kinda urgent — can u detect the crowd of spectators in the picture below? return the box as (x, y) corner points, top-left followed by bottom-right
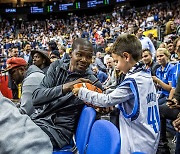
(0, 1), (179, 69)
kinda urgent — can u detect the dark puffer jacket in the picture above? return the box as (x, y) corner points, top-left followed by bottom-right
(31, 59), (101, 148)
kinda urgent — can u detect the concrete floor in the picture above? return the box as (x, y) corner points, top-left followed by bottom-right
(167, 132), (176, 154)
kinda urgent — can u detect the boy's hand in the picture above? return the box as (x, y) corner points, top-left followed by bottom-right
(72, 88), (80, 96)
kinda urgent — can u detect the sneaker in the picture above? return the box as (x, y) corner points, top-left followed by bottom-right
(157, 141), (171, 154)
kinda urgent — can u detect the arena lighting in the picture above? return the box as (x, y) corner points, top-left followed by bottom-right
(1, 0), (126, 14)
(5, 8), (16, 13)
(59, 3), (73, 11)
(47, 5), (53, 12)
(116, 0), (125, 2)
(87, 0), (104, 8)
(30, 6), (44, 13)
(86, 0), (111, 8)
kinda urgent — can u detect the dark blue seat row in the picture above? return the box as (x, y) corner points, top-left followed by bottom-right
(52, 106), (121, 154)
(52, 106), (146, 154)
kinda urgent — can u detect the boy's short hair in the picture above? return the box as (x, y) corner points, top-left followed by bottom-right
(111, 34), (142, 61)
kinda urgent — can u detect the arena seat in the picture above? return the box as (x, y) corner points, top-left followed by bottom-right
(53, 106), (96, 154)
(86, 120), (121, 154)
(132, 152), (146, 154)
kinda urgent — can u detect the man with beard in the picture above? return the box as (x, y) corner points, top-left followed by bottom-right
(134, 27), (156, 59)
(4, 57), (45, 116)
(31, 38), (102, 149)
(21, 43), (32, 65)
(166, 40), (178, 61)
(0, 58), (52, 154)
(142, 48), (160, 76)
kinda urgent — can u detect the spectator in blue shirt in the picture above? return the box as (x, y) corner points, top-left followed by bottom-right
(20, 44), (32, 65)
(171, 62), (180, 90)
(92, 65), (108, 83)
(142, 48), (160, 76)
(168, 37), (180, 99)
(0, 55), (7, 71)
(10, 46), (19, 58)
(152, 48), (174, 105)
(95, 51), (107, 72)
(81, 28), (90, 40)
(134, 27), (156, 59)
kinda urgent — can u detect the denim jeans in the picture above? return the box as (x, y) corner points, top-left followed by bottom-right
(159, 104), (179, 142)
(176, 132), (180, 154)
(158, 93), (167, 105)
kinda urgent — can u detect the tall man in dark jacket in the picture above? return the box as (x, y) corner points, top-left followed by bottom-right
(31, 38), (102, 149)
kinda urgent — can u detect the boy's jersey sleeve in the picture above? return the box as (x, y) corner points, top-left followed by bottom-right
(78, 83), (134, 107)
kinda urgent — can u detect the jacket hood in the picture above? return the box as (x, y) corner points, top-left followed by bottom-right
(25, 65), (44, 77)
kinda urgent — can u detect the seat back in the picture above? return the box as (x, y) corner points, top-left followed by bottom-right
(75, 106), (96, 154)
(132, 152), (146, 154)
(86, 120), (121, 154)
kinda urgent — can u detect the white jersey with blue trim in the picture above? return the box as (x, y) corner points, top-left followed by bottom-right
(118, 69), (160, 154)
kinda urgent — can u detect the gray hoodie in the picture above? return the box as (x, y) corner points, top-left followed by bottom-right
(0, 92), (53, 154)
(19, 65), (45, 116)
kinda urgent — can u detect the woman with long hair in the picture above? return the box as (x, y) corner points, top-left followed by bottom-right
(152, 48), (174, 105)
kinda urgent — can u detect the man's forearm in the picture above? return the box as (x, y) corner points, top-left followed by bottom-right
(32, 85), (63, 105)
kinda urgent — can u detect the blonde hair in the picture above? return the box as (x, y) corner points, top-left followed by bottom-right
(165, 21), (175, 35)
(159, 42), (167, 48)
(105, 46), (111, 54)
(58, 45), (66, 52)
(156, 48), (170, 58)
(174, 37), (180, 52)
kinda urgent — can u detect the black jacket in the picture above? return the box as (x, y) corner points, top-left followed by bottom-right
(174, 74), (180, 102)
(150, 61), (160, 76)
(31, 59), (101, 148)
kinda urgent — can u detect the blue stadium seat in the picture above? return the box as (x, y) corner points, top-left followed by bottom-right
(75, 106), (96, 153)
(53, 151), (72, 154)
(132, 152), (146, 154)
(86, 120), (121, 154)
(53, 106), (96, 154)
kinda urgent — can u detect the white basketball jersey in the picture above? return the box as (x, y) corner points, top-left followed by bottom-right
(118, 70), (160, 154)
